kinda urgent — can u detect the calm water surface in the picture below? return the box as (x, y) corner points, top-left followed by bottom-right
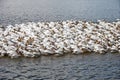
(0, 0), (120, 80)
(0, 54), (120, 80)
(0, 0), (120, 25)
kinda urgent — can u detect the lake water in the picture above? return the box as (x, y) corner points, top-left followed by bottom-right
(0, 0), (120, 80)
(0, 0), (120, 25)
(0, 54), (120, 80)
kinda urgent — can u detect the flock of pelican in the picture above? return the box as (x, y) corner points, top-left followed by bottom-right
(0, 20), (120, 58)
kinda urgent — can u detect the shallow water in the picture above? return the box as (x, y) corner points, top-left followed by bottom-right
(0, 0), (120, 25)
(0, 54), (120, 80)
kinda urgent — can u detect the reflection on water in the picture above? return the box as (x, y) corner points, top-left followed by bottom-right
(0, 0), (120, 25)
(0, 54), (120, 80)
